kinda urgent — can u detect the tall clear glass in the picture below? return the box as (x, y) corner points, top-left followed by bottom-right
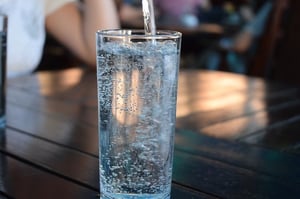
(96, 30), (181, 199)
(0, 15), (7, 128)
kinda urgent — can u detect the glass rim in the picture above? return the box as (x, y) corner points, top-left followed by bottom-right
(96, 29), (182, 39)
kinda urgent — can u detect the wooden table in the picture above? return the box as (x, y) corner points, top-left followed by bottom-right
(1, 67), (300, 198)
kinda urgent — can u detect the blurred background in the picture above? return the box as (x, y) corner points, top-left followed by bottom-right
(37, 0), (300, 86)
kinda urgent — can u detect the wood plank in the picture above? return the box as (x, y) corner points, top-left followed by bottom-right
(175, 129), (300, 184)
(2, 128), (300, 198)
(198, 99), (300, 139)
(173, 150), (300, 199)
(7, 88), (97, 127)
(6, 91), (300, 185)
(7, 83), (300, 151)
(7, 68), (96, 101)
(8, 69), (296, 109)
(178, 70), (299, 119)
(7, 68), (85, 93)
(7, 69), (300, 153)
(6, 104), (98, 155)
(6, 69), (300, 198)
(0, 128), (99, 190)
(8, 76), (298, 133)
(240, 115), (300, 154)
(171, 184), (220, 199)
(0, 152), (98, 199)
(177, 88), (300, 128)
(0, 129), (217, 198)
(178, 70), (298, 96)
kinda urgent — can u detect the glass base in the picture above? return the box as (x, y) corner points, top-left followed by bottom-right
(100, 192), (170, 199)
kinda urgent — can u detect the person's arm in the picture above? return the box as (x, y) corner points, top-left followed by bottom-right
(45, 0), (120, 67)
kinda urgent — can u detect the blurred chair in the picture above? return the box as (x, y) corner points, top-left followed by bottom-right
(248, 0), (289, 77)
(270, 0), (300, 85)
(201, 0), (288, 77)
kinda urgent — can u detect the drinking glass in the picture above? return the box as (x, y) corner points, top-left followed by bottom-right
(96, 29), (181, 199)
(0, 14), (7, 128)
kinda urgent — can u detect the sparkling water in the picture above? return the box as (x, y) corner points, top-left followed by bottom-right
(97, 40), (180, 199)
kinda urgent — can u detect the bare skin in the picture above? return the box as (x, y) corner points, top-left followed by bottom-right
(45, 0), (120, 67)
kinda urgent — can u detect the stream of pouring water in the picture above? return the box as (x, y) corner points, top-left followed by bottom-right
(142, 0), (156, 35)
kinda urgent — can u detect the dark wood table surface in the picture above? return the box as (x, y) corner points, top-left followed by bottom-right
(0, 67), (300, 199)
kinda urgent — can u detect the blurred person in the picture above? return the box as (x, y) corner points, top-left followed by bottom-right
(154, 0), (210, 27)
(203, 0), (274, 73)
(118, 0), (144, 27)
(0, 0), (119, 78)
(118, 0), (211, 28)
